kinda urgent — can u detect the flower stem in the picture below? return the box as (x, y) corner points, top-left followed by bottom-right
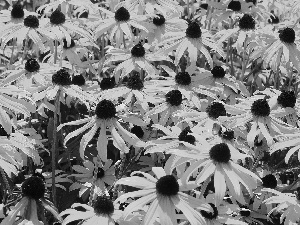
(54, 40), (58, 64)
(240, 36), (248, 81)
(52, 88), (61, 207)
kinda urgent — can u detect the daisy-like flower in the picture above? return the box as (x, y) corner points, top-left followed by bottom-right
(219, 95), (299, 147)
(115, 166), (211, 225)
(178, 142), (261, 206)
(69, 159), (115, 196)
(93, 6), (152, 47)
(0, 3), (31, 24)
(0, 14), (54, 52)
(145, 89), (187, 126)
(161, 20), (225, 72)
(57, 99), (145, 161)
(106, 43), (170, 81)
(0, 176), (61, 225)
(60, 196), (122, 225)
(1, 58), (59, 89)
(263, 187), (300, 225)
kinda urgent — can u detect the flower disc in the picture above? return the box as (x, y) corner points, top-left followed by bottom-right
(251, 99), (270, 117)
(96, 168), (105, 179)
(262, 174), (277, 189)
(178, 127), (196, 145)
(239, 14), (255, 30)
(100, 77), (115, 90)
(156, 175), (179, 196)
(131, 126), (144, 138)
(227, 0), (241, 11)
(131, 43), (146, 58)
(153, 14), (165, 26)
(126, 72), (144, 90)
(165, 90), (183, 106)
(209, 143), (231, 163)
(175, 71), (192, 86)
(279, 27), (295, 44)
(186, 22), (202, 39)
(11, 4), (24, 19)
(95, 99), (116, 119)
(25, 58), (40, 72)
(206, 102), (226, 119)
(93, 196), (114, 216)
(22, 176), (45, 200)
(277, 91), (296, 108)
(114, 7), (130, 22)
(24, 15), (39, 28)
(72, 74), (85, 86)
(50, 9), (66, 25)
(211, 66), (225, 79)
(52, 69), (72, 86)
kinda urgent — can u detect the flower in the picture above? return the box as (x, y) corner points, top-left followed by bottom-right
(60, 196), (122, 225)
(115, 166), (211, 225)
(105, 43), (170, 80)
(0, 176), (61, 225)
(0, 3), (31, 23)
(57, 99), (145, 161)
(161, 20), (225, 72)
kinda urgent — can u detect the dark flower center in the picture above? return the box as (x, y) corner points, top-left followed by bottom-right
(165, 90), (183, 106)
(227, 0), (241, 11)
(211, 66), (226, 79)
(96, 168), (105, 179)
(22, 176), (45, 200)
(11, 4), (24, 19)
(50, 9), (66, 25)
(25, 58), (40, 73)
(239, 14), (255, 30)
(206, 102), (226, 119)
(277, 91), (296, 108)
(175, 71), (192, 86)
(78, 11), (88, 18)
(126, 72), (144, 90)
(95, 99), (116, 119)
(245, 0), (256, 5)
(131, 126), (144, 138)
(93, 196), (114, 216)
(178, 127), (196, 145)
(240, 208), (251, 217)
(262, 174), (277, 189)
(52, 68), (72, 86)
(186, 21), (202, 39)
(251, 99), (270, 117)
(24, 15), (39, 28)
(209, 143), (231, 163)
(200, 3), (208, 10)
(219, 129), (234, 141)
(200, 203), (218, 220)
(72, 74), (85, 86)
(131, 43), (146, 58)
(279, 27), (295, 44)
(63, 39), (76, 49)
(153, 14), (165, 26)
(156, 175), (179, 196)
(100, 77), (115, 90)
(268, 13), (279, 24)
(115, 7), (130, 22)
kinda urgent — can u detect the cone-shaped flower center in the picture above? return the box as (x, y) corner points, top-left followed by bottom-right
(211, 66), (225, 79)
(24, 15), (39, 28)
(219, 129), (234, 141)
(206, 102), (226, 119)
(153, 14), (165, 26)
(93, 196), (114, 216)
(156, 175), (179, 196)
(240, 208), (251, 217)
(25, 58), (40, 73)
(200, 203), (218, 220)
(126, 72), (144, 90)
(262, 174), (277, 189)
(251, 99), (270, 117)
(239, 14), (255, 30)
(131, 43), (146, 58)
(95, 99), (116, 119)
(52, 68), (72, 86)
(72, 74), (85, 86)
(131, 126), (144, 138)
(178, 127), (196, 145)
(166, 90), (183, 106)
(11, 4), (24, 19)
(22, 176), (45, 200)
(96, 168), (105, 179)
(100, 77), (115, 90)
(277, 91), (296, 108)
(175, 71), (191, 86)
(227, 0), (241, 11)
(63, 38), (75, 49)
(186, 21), (202, 39)
(50, 9), (66, 25)
(115, 7), (130, 22)
(209, 143), (231, 163)
(279, 27), (295, 44)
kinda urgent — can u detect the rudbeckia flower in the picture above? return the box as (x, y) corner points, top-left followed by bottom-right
(115, 166), (211, 225)
(219, 95), (299, 147)
(57, 99), (145, 161)
(60, 196), (122, 225)
(93, 6), (152, 47)
(0, 3), (31, 24)
(0, 176), (61, 225)
(161, 21), (225, 72)
(105, 43), (170, 80)
(263, 188), (300, 225)
(178, 142), (260, 206)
